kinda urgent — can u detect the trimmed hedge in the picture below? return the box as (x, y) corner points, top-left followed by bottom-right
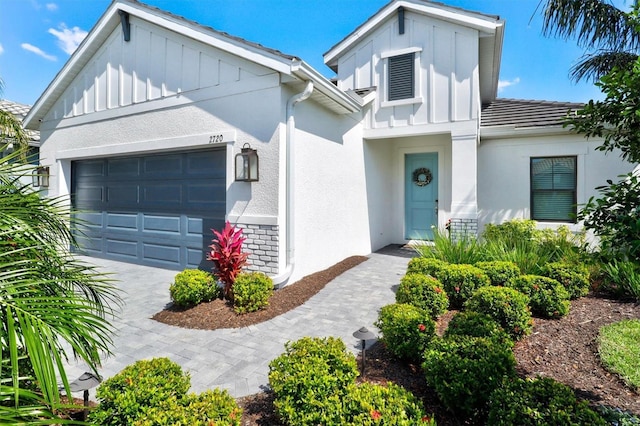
(170, 269), (219, 308)
(423, 335), (516, 421)
(396, 273), (448, 320)
(465, 286), (533, 340)
(435, 263), (490, 309)
(375, 303), (436, 361)
(488, 377), (607, 425)
(474, 261), (521, 286)
(443, 311), (512, 345)
(508, 274), (570, 319)
(407, 257), (447, 277)
(232, 271), (273, 314)
(542, 261), (590, 299)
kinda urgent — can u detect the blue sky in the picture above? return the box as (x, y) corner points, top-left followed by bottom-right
(0, 0), (630, 106)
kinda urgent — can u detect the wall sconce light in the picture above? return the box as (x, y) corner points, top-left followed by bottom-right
(235, 143), (259, 182)
(32, 166), (50, 188)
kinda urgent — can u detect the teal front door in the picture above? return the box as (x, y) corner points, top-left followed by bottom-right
(405, 153), (438, 240)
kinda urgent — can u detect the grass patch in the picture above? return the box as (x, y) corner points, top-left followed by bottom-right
(598, 319), (640, 390)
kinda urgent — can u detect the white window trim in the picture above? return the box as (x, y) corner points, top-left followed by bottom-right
(381, 47), (422, 108)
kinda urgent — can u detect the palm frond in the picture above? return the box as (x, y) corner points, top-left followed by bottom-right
(570, 50), (640, 82)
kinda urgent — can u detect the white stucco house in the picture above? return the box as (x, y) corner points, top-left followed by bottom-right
(24, 0), (633, 285)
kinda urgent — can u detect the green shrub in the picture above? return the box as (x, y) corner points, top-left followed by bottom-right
(406, 257), (447, 277)
(170, 269), (219, 308)
(474, 261), (520, 286)
(596, 405), (640, 426)
(375, 303), (436, 361)
(598, 319), (640, 390)
(396, 273), (448, 319)
(435, 264), (490, 309)
(232, 271), (274, 314)
(423, 335), (516, 421)
(542, 261), (590, 299)
(414, 227), (485, 264)
(507, 275), (570, 319)
(90, 357), (192, 426)
(487, 377), (607, 425)
(443, 311), (512, 345)
(323, 382), (434, 425)
(134, 389), (242, 426)
(482, 219), (538, 248)
(268, 337), (359, 426)
(464, 286), (533, 340)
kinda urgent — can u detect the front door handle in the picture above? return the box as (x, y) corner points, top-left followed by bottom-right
(435, 199), (438, 215)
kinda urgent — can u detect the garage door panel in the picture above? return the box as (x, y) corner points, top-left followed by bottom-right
(107, 185), (139, 205)
(108, 158), (140, 177)
(106, 213), (138, 230)
(143, 215), (181, 233)
(72, 148), (225, 270)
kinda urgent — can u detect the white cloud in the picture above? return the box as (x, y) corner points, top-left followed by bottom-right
(21, 43), (57, 61)
(46, 3), (58, 11)
(0, 43), (4, 55)
(498, 77), (521, 93)
(48, 24), (87, 55)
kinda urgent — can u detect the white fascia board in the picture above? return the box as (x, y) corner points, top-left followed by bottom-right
(290, 61), (361, 114)
(324, 0), (500, 68)
(479, 125), (574, 139)
(484, 20), (505, 102)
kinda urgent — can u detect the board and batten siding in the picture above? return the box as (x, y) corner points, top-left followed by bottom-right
(336, 10), (479, 130)
(43, 15), (274, 122)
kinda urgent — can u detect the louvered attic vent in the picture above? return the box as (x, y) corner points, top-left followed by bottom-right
(388, 53), (414, 101)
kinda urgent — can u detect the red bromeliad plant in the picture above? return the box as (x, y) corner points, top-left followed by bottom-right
(207, 221), (248, 300)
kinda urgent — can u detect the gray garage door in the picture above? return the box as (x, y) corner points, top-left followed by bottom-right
(71, 148), (225, 270)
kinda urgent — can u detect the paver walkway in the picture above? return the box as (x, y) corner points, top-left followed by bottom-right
(65, 248), (413, 398)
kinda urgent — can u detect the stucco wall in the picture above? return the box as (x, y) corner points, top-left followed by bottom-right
(477, 133), (635, 233)
(286, 90), (371, 282)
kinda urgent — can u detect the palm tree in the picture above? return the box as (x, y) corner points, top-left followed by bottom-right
(1, 82), (121, 423)
(539, 0), (640, 82)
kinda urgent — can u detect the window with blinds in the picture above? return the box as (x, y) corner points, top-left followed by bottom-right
(530, 156), (577, 222)
(387, 53), (414, 101)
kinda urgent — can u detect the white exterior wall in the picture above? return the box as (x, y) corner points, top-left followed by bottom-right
(477, 133), (635, 233)
(336, 10), (480, 131)
(287, 92), (371, 281)
(365, 134), (452, 248)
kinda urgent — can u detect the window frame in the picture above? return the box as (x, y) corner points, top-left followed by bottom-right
(530, 155), (578, 223)
(380, 47), (422, 108)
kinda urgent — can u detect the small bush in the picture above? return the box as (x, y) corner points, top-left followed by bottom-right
(170, 269), (219, 308)
(375, 303), (436, 361)
(482, 219), (538, 247)
(232, 271), (273, 314)
(91, 357), (192, 426)
(487, 377), (607, 425)
(423, 335), (516, 421)
(542, 261), (590, 299)
(435, 264), (490, 309)
(465, 286), (533, 340)
(268, 337), (359, 426)
(407, 257), (447, 277)
(598, 319), (640, 390)
(443, 311), (512, 345)
(474, 261), (520, 286)
(596, 405), (640, 426)
(134, 389), (242, 426)
(326, 382), (434, 425)
(508, 275), (570, 319)
(396, 273), (448, 319)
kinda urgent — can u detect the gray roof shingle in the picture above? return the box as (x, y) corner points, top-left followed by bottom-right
(481, 98), (584, 128)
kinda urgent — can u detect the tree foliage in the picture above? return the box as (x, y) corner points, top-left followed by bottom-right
(539, 0), (640, 82)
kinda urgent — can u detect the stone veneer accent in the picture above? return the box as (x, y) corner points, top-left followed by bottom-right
(236, 223), (279, 275)
(448, 218), (478, 241)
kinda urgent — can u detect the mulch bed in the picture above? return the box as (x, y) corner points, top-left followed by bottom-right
(152, 257), (640, 425)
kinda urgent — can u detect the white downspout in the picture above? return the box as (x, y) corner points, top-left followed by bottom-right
(272, 81), (314, 287)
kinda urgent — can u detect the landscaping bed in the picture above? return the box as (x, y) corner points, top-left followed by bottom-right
(154, 254), (640, 425)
